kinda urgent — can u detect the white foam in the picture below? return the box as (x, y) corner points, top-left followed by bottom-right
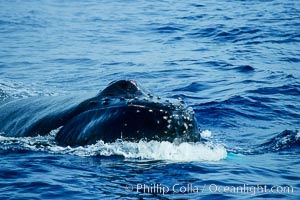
(0, 128), (227, 162)
(200, 130), (212, 138)
(48, 140), (227, 161)
(108, 140), (227, 161)
(0, 135), (227, 162)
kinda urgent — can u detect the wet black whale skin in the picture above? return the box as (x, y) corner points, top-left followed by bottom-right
(0, 80), (200, 146)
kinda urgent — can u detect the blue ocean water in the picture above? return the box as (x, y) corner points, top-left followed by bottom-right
(0, 0), (299, 199)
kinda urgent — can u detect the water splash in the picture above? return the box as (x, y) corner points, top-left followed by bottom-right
(200, 130), (212, 138)
(0, 130), (227, 162)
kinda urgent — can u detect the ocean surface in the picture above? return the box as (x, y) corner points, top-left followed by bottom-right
(0, 0), (299, 199)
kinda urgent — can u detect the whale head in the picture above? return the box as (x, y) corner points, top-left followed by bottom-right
(55, 80), (200, 146)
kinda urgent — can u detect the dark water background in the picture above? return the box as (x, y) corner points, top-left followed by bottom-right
(0, 0), (299, 199)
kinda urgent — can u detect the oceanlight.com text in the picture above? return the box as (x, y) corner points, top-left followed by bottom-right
(125, 183), (294, 195)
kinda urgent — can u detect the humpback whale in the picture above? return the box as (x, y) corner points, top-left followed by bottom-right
(0, 80), (200, 146)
